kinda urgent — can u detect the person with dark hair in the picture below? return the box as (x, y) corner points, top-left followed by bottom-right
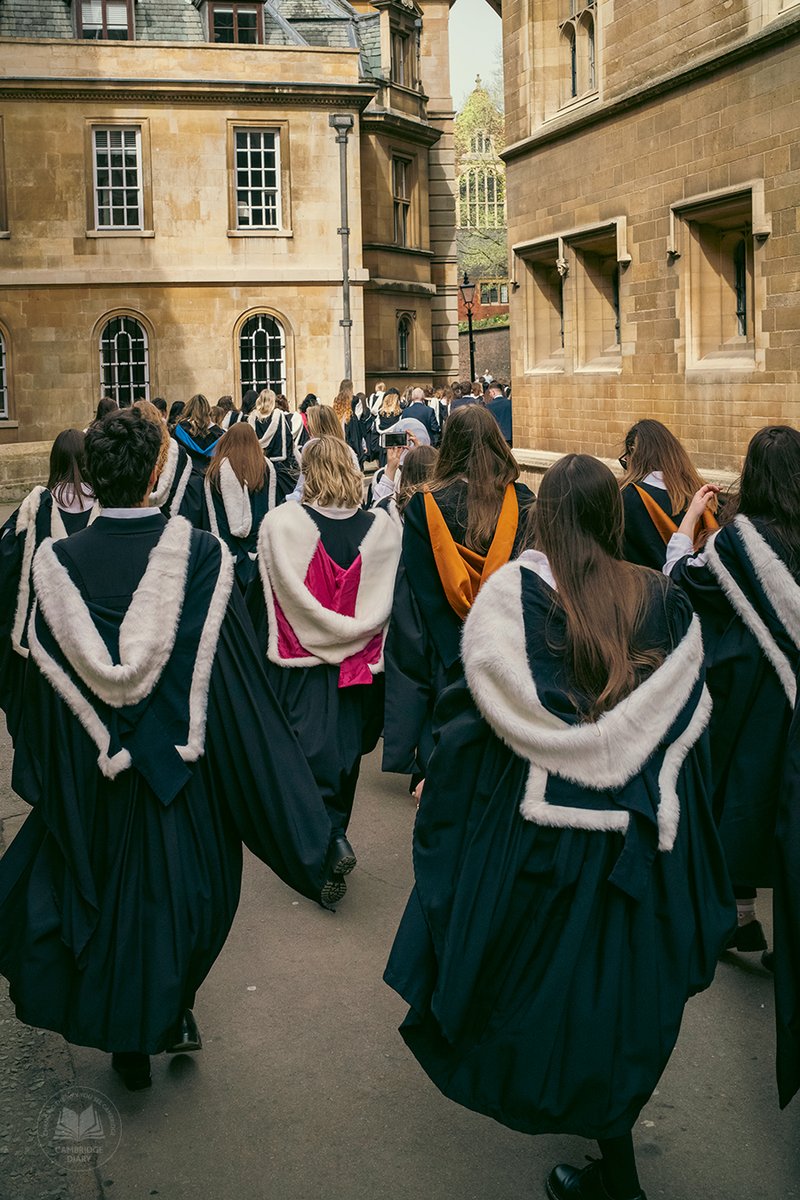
(373, 444), (438, 524)
(450, 382), (480, 412)
(167, 399), (185, 428)
(205, 422), (275, 589)
(241, 388), (258, 418)
(299, 393), (318, 416)
(383, 404), (534, 789)
(666, 426), (800, 1007)
(150, 396), (168, 418)
(90, 396), (118, 428)
(385, 453), (734, 1200)
(0, 406), (341, 1093)
(248, 436), (402, 894)
(217, 395), (242, 431)
(619, 419), (718, 568)
(485, 381), (512, 446)
(134, 400), (194, 521)
(0, 429), (97, 741)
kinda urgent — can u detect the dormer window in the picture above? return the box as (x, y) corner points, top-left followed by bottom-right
(209, 3), (262, 43)
(77, 0), (133, 40)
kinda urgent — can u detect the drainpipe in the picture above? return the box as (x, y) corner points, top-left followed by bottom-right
(329, 113), (355, 381)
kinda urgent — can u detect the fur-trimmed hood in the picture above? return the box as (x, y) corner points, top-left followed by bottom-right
(462, 559), (711, 850)
(28, 517), (234, 779)
(150, 437), (192, 513)
(248, 410), (290, 461)
(12, 486), (99, 657)
(258, 502), (401, 668)
(705, 515), (800, 705)
(205, 458), (276, 541)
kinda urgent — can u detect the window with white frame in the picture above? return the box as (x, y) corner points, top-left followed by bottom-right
(393, 157), (412, 246)
(234, 129), (281, 229)
(480, 280), (510, 305)
(77, 0), (133, 39)
(0, 330), (8, 419)
(458, 167), (505, 230)
(239, 314), (285, 395)
(93, 127), (142, 229)
(100, 316), (150, 406)
(398, 315), (413, 370)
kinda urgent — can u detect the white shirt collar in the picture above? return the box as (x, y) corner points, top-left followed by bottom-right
(100, 507), (161, 520)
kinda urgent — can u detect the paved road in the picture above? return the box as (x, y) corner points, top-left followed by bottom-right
(0, 496), (798, 1199)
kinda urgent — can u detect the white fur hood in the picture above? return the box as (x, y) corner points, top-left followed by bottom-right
(462, 559), (711, 849)
(258, 502), (402, 667)
(205, 458), (276, 540)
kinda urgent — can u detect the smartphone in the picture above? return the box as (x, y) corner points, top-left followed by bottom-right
(381, 431), (409, 448)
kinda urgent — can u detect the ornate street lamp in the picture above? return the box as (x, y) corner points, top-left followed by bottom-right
(459, 271), (476, 383)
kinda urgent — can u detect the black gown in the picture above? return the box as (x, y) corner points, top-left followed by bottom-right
(668, 515), (800, 887)
(0, 487), (94, 742)
(385, 557), (734, 1139)
(622, 480), (682, 568)
(204, 460), (275, 590)
(248, 502), (401, 836)
(149, 437), (195, 521)
(383, 480), (534, 778)
(172, 421), (225, 527)
(776, 674), (800, 1108)
(248, 412), (298, 504)
(0, 513), (334, 1054)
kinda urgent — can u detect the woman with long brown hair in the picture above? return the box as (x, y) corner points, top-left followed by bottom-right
(247, 387), (298, 503)
(666, 428), (800, 1068)
(386, 453), (734, 1200)
(619, 418), (718, 567)
(248, 436), (401, 900)
(0, 429), (98, 741)
(205, 422), (275, 589)
(383, 403), (534, 788)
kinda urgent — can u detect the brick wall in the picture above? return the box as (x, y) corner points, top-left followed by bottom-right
(459, 326), (511, 383)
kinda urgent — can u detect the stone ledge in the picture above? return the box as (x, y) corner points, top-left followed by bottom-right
(0, 441), (50, 503)
(514, 447), (740, 491)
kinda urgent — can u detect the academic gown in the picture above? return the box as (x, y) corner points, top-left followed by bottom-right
(204, 459), (276, 590)
(172, 421), (225, 527)
(385, 559), (735, 1139)
(372, 412), (400, 467)
(248, 502), (401, 836)
(668, 516), (800, 887)
(622, 481), (685, 568)
(248, 412), (298, 504)
(0, 488), (95, 742)
(0, 513), (334, 1055)
(775, 673), (800, 1108)
(149, 437), (197, 522)
(383, 479), (534, 779)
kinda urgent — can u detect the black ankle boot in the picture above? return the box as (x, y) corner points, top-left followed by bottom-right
(111, 1052), (152, 1091)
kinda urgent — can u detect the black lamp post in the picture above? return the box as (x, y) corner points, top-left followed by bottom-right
(459, 271), (476, 383)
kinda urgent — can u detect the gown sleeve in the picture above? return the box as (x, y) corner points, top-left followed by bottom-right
(204, 586), (333, 902)
(382, 561), (438, 775)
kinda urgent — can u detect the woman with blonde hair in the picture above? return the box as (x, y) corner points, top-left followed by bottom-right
(205, 422), (275, 589)
(372, 387), (402, 466)
(619, 419), (718, 568)
(249, 436), (402, 898)
(383, 403), (534, 788)
(247, 387), (298, 503)
(386, 453), (733, 1200)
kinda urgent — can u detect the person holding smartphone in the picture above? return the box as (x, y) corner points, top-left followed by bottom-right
(370, 418), (430, 506)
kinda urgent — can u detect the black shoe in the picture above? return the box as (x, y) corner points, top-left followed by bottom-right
(320, 875), (347, 909)
(330, 834), (357, 877)
(762, 949), (775, 972)
(726, 920), (768, 952)
(111, 1052), (152, 1091)
(165, 1009), (202, 1054)
(545, 1161), (647, 1200)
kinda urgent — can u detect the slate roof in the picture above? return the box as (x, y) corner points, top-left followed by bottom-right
(0, 0), (384, 79)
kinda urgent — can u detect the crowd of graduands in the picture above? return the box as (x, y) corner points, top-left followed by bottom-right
(0, 374), (798, 1200)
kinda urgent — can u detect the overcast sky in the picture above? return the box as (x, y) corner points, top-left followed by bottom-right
(448, 0), (503, 108)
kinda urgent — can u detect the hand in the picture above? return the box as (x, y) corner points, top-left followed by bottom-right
(406, 431), (420, 448)
(386, 445), (404, 478)
(412, 779), (424, 810)
(677, 484), (719, 540)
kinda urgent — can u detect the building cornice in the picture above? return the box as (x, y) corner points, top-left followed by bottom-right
(0, 76), (377, 109)
(502, 12), (800, 163)
(361, 107), (441, 146)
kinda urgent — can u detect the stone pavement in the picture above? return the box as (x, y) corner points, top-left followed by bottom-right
(0, 724), (799, 1200)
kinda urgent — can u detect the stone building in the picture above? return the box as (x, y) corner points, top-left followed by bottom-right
(0, 0), (458, 446)
(455, 76), (509, 325)
(502, 0), (800, 474)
